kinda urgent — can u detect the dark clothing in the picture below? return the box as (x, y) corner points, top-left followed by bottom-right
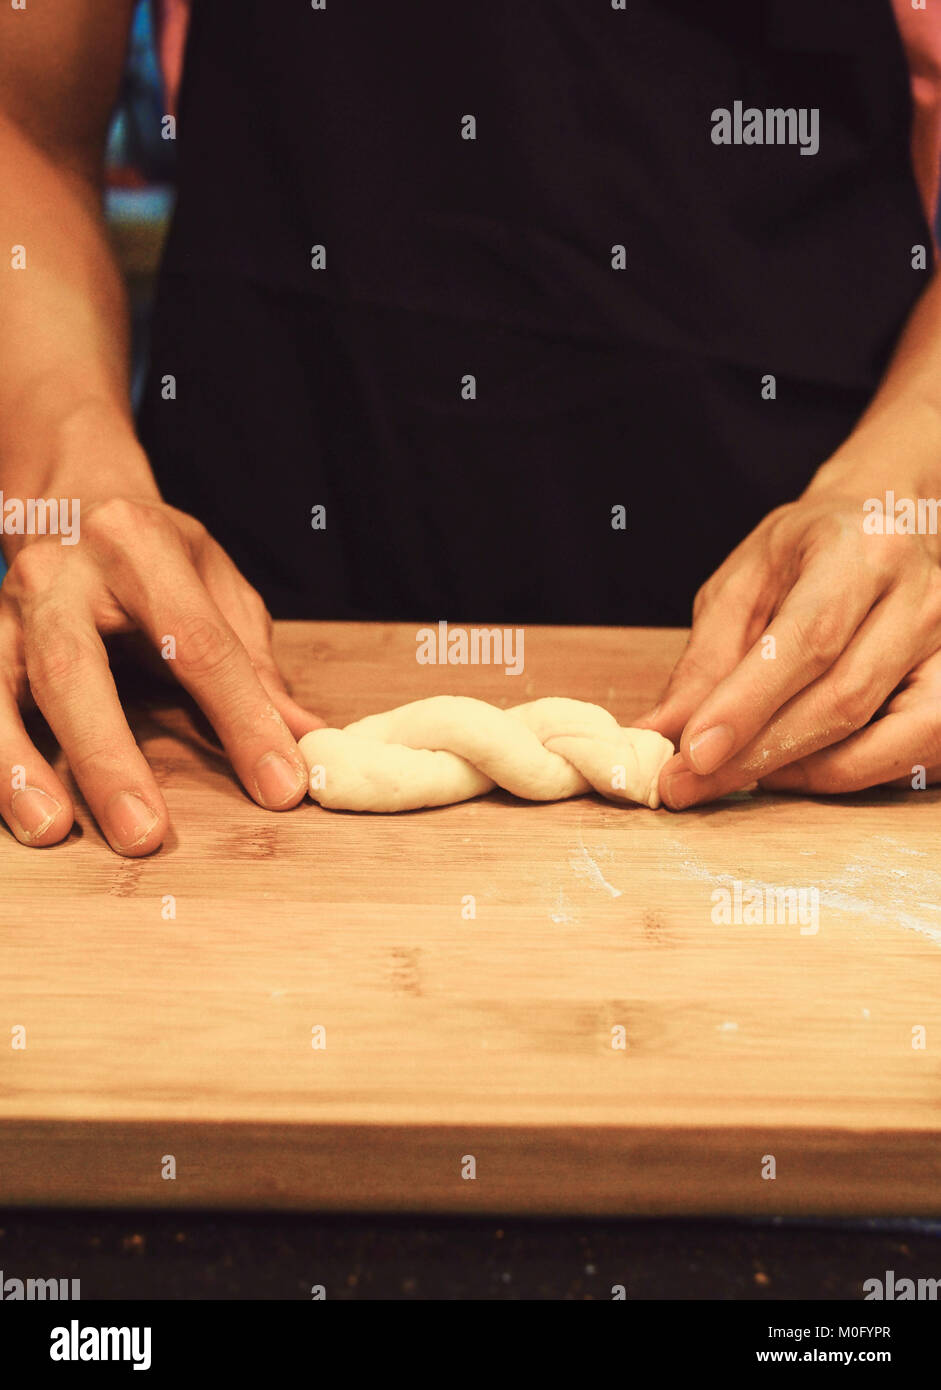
(137, 0), (930, 624)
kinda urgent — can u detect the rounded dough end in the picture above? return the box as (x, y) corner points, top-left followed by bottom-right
(299, 727), (493, 812)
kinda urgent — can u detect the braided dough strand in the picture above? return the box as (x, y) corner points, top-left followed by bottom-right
(299, 696), (673, 813)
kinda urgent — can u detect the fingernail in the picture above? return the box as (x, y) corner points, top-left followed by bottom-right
(253, 751), (305, 808)
(11, 786), (61, 840)
(687, 724), (735, 775)
(107, 791), (159, 849)
(660, 767), (703, 810)
(639, 703), (663, 724)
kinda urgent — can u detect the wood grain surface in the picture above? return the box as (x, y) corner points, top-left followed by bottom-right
(1, 622), (939, 1215)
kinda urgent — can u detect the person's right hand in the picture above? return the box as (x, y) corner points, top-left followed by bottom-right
(0, 494), (324, 855)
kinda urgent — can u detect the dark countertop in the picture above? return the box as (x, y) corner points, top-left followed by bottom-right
(2, 1211), (939, 1300)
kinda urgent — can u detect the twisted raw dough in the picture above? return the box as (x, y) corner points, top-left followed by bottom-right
(298, 696), (673, 812)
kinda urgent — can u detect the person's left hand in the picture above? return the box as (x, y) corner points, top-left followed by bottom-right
(635, 490), (941, 808)
(758, 646), (941, 795)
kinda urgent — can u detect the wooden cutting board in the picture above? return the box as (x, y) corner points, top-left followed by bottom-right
(1, 622), (939, 1215)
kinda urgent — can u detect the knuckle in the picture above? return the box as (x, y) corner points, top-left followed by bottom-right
(85, 497), (139, 537)
(85, 497), (165, 546)
(26, 627), (100, 690)
(860, 532), (928, 588)
(821, 752), (870, 793)
(183, 513), (208, 544)
(173, 612), (238, 677)
(693, 564), (760, 626)
(675, 640), (716, 685)
(248, 652), (280, 689)
(68, 741), (123, 782)
(765, 503), (795, 527)
(691, 583), (712, 619)
(226, 698), (281, 745)
(796, 610), (844, 667)
(169, 505), (205, 538)
(826, 680), (875, 732)
(5, 543), (61, 597)
(246, 587), (272, 628)
(764, 504), (800, 552)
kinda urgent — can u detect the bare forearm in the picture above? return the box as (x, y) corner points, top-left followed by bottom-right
(0, 111), (159, 536)
(806, 266), (941, 504)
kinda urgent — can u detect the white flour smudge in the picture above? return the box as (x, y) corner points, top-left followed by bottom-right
(570, 846), (622, 898)
(570, 823), (623, 898)
(671, 843), (941, 948)
(549, 889), (578, 924)
(871, 835), (927, 858)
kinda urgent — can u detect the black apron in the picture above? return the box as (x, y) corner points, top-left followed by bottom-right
(136, 0), (931, 624)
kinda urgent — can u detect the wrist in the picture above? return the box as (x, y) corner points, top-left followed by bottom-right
(804, 451), (941, 505)
(803, 390), (941, 501)
(1, 395), (161, 564)
(802, 450), (941, 563)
